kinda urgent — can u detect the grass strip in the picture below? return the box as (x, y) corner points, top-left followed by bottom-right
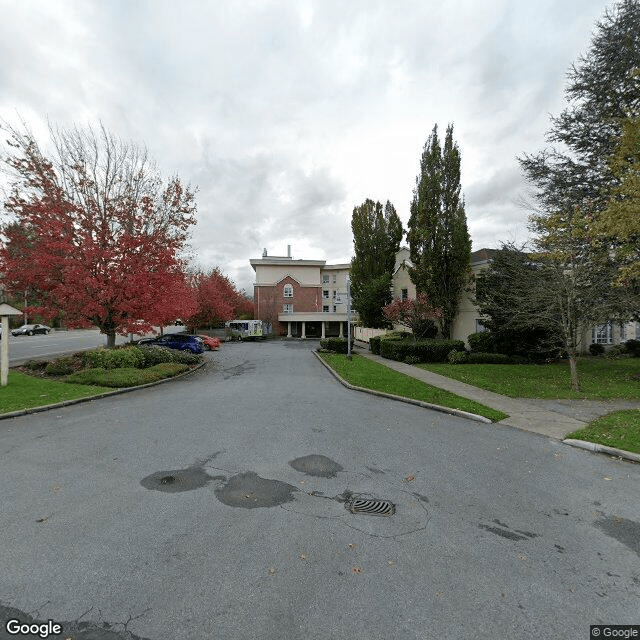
(417, 358), (640, 399)
(0, 371), (111, 414)
(318, 352), (508, 422)
(567, 410), (640, 454)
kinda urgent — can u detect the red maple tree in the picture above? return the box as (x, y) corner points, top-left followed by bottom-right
(382, 294), (443, 340)
(0, 122), (197, 346)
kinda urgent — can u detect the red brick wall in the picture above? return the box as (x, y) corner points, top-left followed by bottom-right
(254, 277), (321, 319)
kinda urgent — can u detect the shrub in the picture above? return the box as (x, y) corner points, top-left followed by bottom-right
(137, 345), (203, 367)
(65, 363), (189, 387)
(380, 338), (465, 363)
(467, 331), (496, 353)
(605, 345), (627, 359)
(45, 355), (84, 376)
(369, 336), (381, 355)
(83, 346), (146, 370)
(24, 359), (48, 371)
(624, 339), (640, 357)
(465, 352), (515, 364)
(589, 343), (605, 356)
(447, 349), (469, 364)
(320, 337), (349, 354)
(403, 355), (421, 365)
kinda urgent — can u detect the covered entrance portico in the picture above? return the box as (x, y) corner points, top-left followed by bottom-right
(278, 312), (351, 339)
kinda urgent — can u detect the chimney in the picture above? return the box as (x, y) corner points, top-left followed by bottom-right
(287, 245), (291, 258)
(262, 247), (267, 257)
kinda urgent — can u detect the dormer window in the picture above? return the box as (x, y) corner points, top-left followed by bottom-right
(283, 284), (293, 298)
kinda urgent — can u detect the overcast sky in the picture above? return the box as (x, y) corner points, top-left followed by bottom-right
(0, 0), (612, 293)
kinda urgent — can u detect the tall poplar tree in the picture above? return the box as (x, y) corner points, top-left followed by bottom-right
(407, 124), (471, 338)
(350, 199), (403, 328)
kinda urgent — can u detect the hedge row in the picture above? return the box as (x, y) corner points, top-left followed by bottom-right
(320, 337), (349, 354)
(82, 345), (202, 369)
(379, 339), (466, 363)
(65, 363), (190, 387)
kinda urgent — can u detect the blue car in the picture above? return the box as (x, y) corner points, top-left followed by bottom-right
(138, 333), (204, 354)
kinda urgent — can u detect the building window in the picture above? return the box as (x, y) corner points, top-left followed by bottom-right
(323, 305), (329, 312)
(333, 275), (337, 283)
(475, 319), (488, 333)
(332, 290), (336, 299)
(620, 323), (626, 341)
(333, 305), (337, 312)
(323, 290), (329, 299)
(283, 284), (293, 298)
(283, 304), (293, 314)
(401, 288), (408, 301)
(322, 275), (330, 283)
(593, 323), (612, 344)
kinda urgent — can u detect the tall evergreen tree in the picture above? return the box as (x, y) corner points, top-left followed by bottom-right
(350, 198), (403, 328)
(407, 124), (471, 338)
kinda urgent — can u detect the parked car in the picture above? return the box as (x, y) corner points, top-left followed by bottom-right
(197, 335), (221, 351)
(11, 323), (51, 336)
(138, 333), (204, 354)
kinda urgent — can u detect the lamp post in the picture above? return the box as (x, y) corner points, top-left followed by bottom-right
(346, 276), (352, 360)
(0, 303), (23, 387)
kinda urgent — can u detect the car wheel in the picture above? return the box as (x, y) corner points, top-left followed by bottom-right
(27, 331), (33, 336)
(204, 344), (211, 351)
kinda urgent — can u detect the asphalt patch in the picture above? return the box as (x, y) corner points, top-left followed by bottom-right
(140, 467), (224, 493)
(0, 603), (151, 640)
(288, 454), (344, 478)
(594, 515), (640, 556)
(214, 471), (298, 508)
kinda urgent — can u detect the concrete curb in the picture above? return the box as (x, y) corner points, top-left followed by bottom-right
(313, 350), (493, 424)
(0, 361), (207, 421)
(562, 438), (640, 463)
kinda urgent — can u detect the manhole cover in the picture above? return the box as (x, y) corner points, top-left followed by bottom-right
(347, 498), (395, 516)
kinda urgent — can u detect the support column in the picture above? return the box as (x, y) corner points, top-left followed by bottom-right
(301, 321), (306, 339)
(321, 322), (326, 339)
(287, 321), (292, 338)
(339, 322), (344, 338)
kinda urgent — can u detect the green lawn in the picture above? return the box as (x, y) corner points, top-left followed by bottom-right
(567, 410), (640, 454)
(318, 352), (508, 422)
(0, 371), (111, 414)
(417, 358), (640, 399)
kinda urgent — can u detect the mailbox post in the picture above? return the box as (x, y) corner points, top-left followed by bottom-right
(0, 303), (23, 387)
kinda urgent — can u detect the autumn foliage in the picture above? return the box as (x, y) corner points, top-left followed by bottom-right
(382, 294), (442, 340)
(0, 122), (197, 345)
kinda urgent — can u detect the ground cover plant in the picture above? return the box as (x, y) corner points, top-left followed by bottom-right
(417, 358), (640, 399)
(65, 363), (190, 388)
(0, 371), (111, 414)
(566, 410), (640, 454)
(318, 352), (507, 422)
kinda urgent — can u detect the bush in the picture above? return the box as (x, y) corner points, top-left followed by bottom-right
(138, 345), (203, 367)
(624, 339), (640, 357)
(83, 346), (146, 370)
(65, 363), (189, 388)
(380, 338), (465, 363)
(403, 355), (421, 365)
(320, 337), (349, 354)
(589, 343), (605, 356)
(24, 360), (48, 371)
(45, 355), (84, 376)
(467, 331), (496, 353)
(369, 336), (381, 355)
(447, 349), (469, 364)
(605, 345), (627, 359)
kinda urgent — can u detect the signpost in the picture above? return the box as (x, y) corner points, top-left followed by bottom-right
(0, 303), (23, 387)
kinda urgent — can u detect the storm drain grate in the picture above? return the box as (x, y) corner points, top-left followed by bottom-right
(347, 498), (395, 517)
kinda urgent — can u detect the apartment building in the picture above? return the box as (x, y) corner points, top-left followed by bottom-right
(250, 247), (353, 338)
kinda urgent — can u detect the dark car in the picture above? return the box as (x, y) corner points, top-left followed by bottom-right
(138, 333), (204, 354)
(11, 323), (51, 336)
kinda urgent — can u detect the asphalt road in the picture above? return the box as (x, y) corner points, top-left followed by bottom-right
(5, 326), (185, 366)
(0, 340), (638, 639)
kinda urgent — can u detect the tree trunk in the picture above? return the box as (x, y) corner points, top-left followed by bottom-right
(568, 350), (580, 392)
(106, 331), (116, 348)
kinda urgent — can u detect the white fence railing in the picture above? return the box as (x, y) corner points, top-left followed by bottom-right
(354, 327), (390, 343)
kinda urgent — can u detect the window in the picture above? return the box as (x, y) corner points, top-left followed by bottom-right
(283, 304), (293, 314)
(333, 305), (337, 312)
(332, 290), (336, 299)
(620, 323), (626, 341)
(283, 284), (293, 298)
(475, 319), (488, 333)
(323, 305), (329, 312)
(323, 290), (329, 299)
(593, 323), (612, 344)
(401, 288), (408, 301)
(333, 275), (337, 283)
(322, 275), (330, 283)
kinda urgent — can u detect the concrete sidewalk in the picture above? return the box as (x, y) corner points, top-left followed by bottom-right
(351, 343), (628, 440)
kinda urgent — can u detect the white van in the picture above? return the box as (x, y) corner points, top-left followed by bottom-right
(225, 319), (265, 341)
